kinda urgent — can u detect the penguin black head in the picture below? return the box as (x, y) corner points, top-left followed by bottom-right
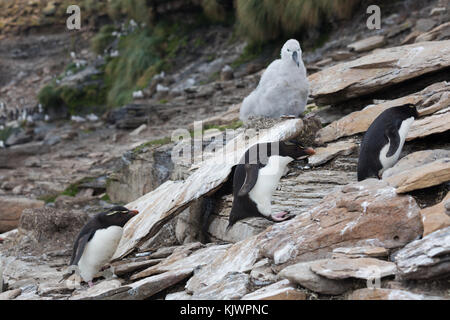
(279, 140), (315, 159)
(396, 103), (419, 119)
(98, 206), (139, 228)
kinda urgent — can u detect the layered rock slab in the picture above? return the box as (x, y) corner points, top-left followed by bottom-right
(348, 288), (443, 300)
(241, 279), (306, 300)
(395, 226), (450, 280)
(279, 260), (352, 295)
(0, 197), (44, 233)
(420, 192), (450, 237)
(309, 40), (450, 105)
(383, 150), (450, 193)
(186, 179), (423, 294)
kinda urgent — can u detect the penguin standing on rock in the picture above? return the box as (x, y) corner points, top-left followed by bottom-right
(357, 104), (418, 181)
(66, 206), (139, 287)
(228, 140), (315, 229)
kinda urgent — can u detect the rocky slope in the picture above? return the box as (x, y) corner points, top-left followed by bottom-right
(0, 0), (449, 300)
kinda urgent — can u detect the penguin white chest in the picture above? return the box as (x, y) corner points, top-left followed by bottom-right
(77, 225), (123, 282)
(249, 155), (293, 217)
(379, 117), (414, 173)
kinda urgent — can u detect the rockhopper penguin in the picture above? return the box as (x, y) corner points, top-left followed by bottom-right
(357, 104), (418, 181)
(228, 140), (315, 228)
(68, 206), (139, 287)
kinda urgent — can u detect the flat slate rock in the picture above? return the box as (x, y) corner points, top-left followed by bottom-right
(109, 268), (193, 300)
(309, 40), (450, 105)
(309, 258), (397, 280)
(420, 192), (450, 237)
(347, 35), (386, 52)
(190, 272), (250, 300)
(395, 227), (450, 280)
(131, 244), (230, 280)
(348, 288), (443, 300)
(332, 246), (389, 259)
(308, 139), (357, 167)
(279, 260), (353, 295)
(241, 279), (306, 300)
(112, 259), (163, 277)
(70, 280), (126, 300)
(385, 157), (450, 193)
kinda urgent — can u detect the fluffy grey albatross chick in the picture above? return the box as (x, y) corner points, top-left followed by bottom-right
(239, 39), (309, 121)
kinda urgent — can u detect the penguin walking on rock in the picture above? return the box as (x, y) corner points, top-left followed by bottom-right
(357, 104), (418, 181)
(66, 206), (139, 287)
(228, 140), (315, 228)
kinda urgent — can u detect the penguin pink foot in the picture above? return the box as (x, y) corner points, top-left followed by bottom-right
(88, 281), (94, 288)
(270, 211), (293, 222)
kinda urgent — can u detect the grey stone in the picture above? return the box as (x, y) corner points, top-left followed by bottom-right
(395, 227), (450, 280)
(279, 260), (353, 295)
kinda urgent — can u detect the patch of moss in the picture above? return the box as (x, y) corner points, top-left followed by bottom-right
(204, 120), (244, 132)
(38, 194), (58, 204)
(132, 137), (173, 154)
(100, 194), (111, 202)
(60, 177), (97, 197)
(61, 183), (80, 197)
(0, 126), (15, 142)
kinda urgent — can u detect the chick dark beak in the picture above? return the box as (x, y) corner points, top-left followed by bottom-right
(292, 51), (299, 67)
(305, 147), (315, 155)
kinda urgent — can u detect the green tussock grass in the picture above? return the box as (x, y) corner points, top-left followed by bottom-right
(38, 81), (107, 116)
(104, 21), (190, 107)
(104, 27), (165, 106)
(0, 126), (15, 142)
(91, 25), (117, 54)
(236, 0), (360, 42)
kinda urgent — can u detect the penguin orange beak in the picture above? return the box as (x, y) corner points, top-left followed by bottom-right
(305, 147), (315, 155)
(129, 210), (139, 216)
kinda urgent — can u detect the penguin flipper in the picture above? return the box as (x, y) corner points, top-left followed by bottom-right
(384, 121), (401, 157)
(238, 164), (259, 197)
(70, 232), (92, 266)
